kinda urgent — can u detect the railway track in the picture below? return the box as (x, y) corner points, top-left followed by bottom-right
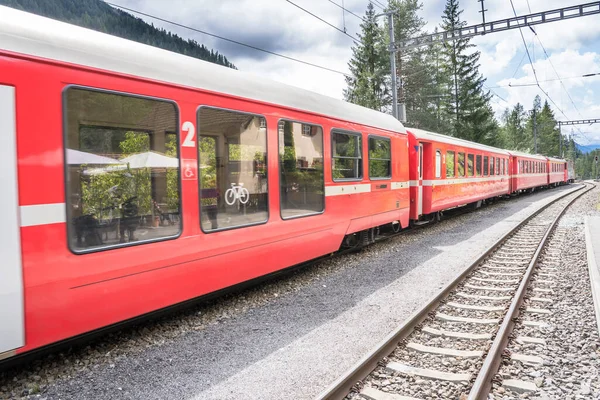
(316, 182), (593, 400)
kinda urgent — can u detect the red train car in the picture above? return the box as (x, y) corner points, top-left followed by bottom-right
(547, 156), (567, 186)
(0, 7), (411, 361)
(507, 151), (548, 193)
(407, 128), (510, 222)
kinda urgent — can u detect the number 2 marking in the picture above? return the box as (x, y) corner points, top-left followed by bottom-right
(182, 121), (196, 147)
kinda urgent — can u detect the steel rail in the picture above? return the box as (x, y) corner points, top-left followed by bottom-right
(315, 183), (587, 400)
(468, 182), (594, 399)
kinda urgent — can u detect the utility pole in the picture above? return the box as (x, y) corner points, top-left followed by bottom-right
(388, 12), (399, 120)
(532, 108), (538, 154)
(478, 0), (488, 32)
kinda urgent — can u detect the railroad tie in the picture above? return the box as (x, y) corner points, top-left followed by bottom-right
(421, 326), (492, 340)
(446, 301), (504, 312)
(471, 277), (520, 284)
(477, 270), (522, 277)
(464, 284), (514, 292)
(360, 386), (422, 400)
(436, 313), (498, 324)
(385, 362), (471, 383)
(511, 353), (544, 365)
(406, 342), (484, 358)
(516, 336), (546, 345)
(455, 292), (512, 301)
(502, 379), (539, 394)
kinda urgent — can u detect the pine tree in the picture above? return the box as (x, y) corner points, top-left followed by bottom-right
(499, 103), (530, 151)
(343, 2), (389, 111)
(439, 0), (497, 144)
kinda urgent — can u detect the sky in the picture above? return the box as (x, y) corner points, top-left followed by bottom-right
(110, 0), (600, 145)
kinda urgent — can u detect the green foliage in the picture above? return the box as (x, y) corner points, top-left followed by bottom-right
(439, 0), (497, 145)
(344, 2), (390, 111)
(1, 0), (236, 69)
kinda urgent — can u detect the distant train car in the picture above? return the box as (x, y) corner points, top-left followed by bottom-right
(567, 159), (575, 183)
(547, 156), (567, 186)
(507, 151), (548, 193)
(406, 128), (510, 222)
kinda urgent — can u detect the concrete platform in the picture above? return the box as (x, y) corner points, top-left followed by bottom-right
(584, 216), (600, 335)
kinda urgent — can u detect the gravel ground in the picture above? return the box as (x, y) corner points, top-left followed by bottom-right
(0, 185), (583, 400)
(491, 184), (600, 400)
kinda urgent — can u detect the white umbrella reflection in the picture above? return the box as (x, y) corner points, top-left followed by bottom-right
(120, 151), (178, 169)
(67, 149), (122, 165)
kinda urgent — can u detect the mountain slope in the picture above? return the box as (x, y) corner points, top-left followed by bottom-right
(0, 0), (236, 69)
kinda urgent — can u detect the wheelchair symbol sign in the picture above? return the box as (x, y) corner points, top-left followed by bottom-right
(182, 159), (196, 181)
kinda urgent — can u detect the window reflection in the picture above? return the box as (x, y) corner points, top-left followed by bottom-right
(198, 108), (268, 231)
(64, 88), (180, 252)
(332, 131), (362, 180)
(279, 120), (324, 218)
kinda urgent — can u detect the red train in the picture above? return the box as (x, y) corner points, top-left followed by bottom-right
(0, 7), (569, 362)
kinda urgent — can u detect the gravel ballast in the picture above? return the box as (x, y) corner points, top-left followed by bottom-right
(0, 185), (587, 400)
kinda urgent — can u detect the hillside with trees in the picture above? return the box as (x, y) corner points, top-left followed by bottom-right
(0, 0), (236, 69)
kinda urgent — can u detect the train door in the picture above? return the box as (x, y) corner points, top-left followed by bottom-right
(0, 85), (24, 359)
(418, 143), (423, 216)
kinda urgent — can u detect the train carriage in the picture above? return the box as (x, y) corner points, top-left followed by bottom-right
(547, 156), (567, 186)
(507, 151), (548, 193)
(567, 159), (575, 183)
(0, 7), (411, 361)
(406, 128), (510, 222)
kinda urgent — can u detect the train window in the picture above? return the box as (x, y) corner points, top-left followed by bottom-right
(496, 158), (500, 175)
(435, 150), (442, 178)
(467, 154), (474, 176)
(198, 107), (268, 232)
(368, 136), (392, 179)
(490, 157), (495, 175)
(278, 120), (324, 219)
(483, 156), (489, 176)
(332, 131), (362, 180)
(476, 155), (482, 176)
(458, 152), (465, 177)
(446, 151), (455, 177)
(64, 88), (181, 253)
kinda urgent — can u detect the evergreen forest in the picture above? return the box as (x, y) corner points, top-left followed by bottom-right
(344, 0), (599, 179)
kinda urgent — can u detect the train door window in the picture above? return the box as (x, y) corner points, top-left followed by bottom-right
(467, 154), (474, 176)
(332, 130), (362, 180)
(64, 87), (181, 253)
(435, 150), (442, 178)
(198, 107), (268, 232)
(369, 136), (392, 179)
(490, 157), (495, 175)
(278, 120), (324, 219)
(446, 151), (455, 178)
(483, 156), (489, 176)
(458, 152), (465, 177)
(476, 155), (482, 176)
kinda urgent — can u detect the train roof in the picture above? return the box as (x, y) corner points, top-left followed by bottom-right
(406, 127), (510, 155)
(0, 6), (406, 135)
(546, 156), (566, 162)
(505, 150), (548, 161)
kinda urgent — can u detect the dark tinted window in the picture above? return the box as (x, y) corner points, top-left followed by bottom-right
(279, 120), (324, 219)
(64, 88), (180, 252)
(368, 137), (391, 179)
(483, 156), (489, 176)
(332, 131), (362, 180)
(198, 108), (268, 232)
(490, 157), (495, 175)
(476, 155), (482, 176)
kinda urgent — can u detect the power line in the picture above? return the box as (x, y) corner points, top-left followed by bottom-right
(484, 84), (508, 104)
(532, 30), (584, 119)
(368, 0), (385, 10)
(373, 0), (388, 9)
(104, 2), (350, 77)
(488, 72), (600, 88)
(509, 0), (540, 84)
(284, 0), (360, 42)
(327, 0), (365, 22)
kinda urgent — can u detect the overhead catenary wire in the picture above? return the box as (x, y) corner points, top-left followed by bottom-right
(104, 2), (351, 77)
(327, 0), (366, 22)
(284, 0), (361, 42)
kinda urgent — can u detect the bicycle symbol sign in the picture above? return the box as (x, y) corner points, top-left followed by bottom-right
(225, 183), (249, 206)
